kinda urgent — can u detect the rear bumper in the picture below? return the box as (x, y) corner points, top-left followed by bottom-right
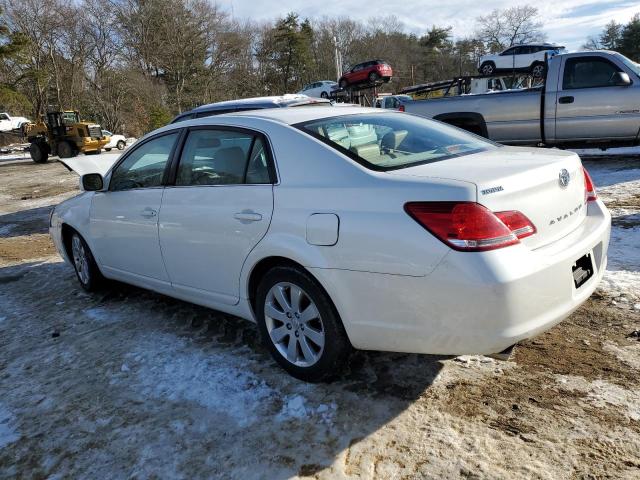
(312, 199), (611, 355)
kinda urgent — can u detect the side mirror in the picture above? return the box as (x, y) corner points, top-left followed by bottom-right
(612, 71), (632, 86)
(81, 173), (103, 191)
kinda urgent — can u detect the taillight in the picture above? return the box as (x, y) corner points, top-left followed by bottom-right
(582, 166), (597, 202)
(404, 202), (536, 252)
(398, 104), (405, 112)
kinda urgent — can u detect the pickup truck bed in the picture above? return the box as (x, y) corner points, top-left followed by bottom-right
(402, 51), (640, 149)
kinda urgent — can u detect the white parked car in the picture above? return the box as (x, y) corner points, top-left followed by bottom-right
(102, 130), (127, 151)
(297, 81), (338, 99)
(50, 107), (610, 381)
(0, 112), (31, 132)
(478, 43), (566, 78)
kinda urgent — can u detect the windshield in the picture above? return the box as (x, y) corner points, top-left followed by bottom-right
(295, 113), (497, 171)
(615, 53), (640, 78)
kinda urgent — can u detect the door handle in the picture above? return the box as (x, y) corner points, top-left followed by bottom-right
(140, 208), (157, 218)
(558, 96), (574, 104)
(234, 211), (262, 222)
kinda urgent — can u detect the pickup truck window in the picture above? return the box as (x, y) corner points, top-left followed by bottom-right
(563, 57), (622, 90)
(616, 53), (640, 78)
(296, 113), (497, 171)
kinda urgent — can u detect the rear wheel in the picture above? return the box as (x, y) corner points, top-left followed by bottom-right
(480, 62), (495, 76)
(531, 62), (546, 79)
(255, 265), (351, 382)
(29, 142), (48, 163)
(368, 71), (380, 83)
(105, 148), (112, 152)
(320, 91), (328, 99)
(339, 78), (348, 89)
(70, 232), (103, 292)
(57, 141), (74, 159)
(116, 140), (126, 150)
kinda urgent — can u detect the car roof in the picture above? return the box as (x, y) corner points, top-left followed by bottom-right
(190, 94), (323, 113)
(221, 105), (385, 125)
(506, 43), (564, 48)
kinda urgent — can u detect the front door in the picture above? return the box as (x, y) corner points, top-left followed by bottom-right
(159, 127), (275, 305)
(554, 55), (639, 141)
(90, 131), (180, 282)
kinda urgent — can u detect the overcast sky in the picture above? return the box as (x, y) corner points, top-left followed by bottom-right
(222, 0), (639, 50)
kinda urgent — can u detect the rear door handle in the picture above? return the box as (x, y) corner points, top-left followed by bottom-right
(140, 207), (157, 218)
(234, 211), (262, 222)
(558, 96), (574, 104)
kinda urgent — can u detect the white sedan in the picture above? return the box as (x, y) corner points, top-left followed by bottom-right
(297, 81), (338, 99)
(101, 130), (127, 151)
(50, 107), (611, 381)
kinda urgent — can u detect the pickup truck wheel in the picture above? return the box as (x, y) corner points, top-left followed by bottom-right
(116, 140), (126, 150)
(339, 78), (348, 89)
(531, 62), (546, 78)
(480, 62), (495, 76)
(29, 142), (48, 163)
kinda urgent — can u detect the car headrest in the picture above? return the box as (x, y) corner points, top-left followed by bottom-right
(350, 143), (380, 161)
(381, 130), (408, 151)
(196, 137), (221, 149)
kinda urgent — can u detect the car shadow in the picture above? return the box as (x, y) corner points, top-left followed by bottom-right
(0, 260), (446, 479)
(0, 205), (53, 237)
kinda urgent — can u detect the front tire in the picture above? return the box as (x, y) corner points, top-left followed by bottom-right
(255, 266), (351, 382)
(29, 142), (48, 163)
(368, 72), (380, 83)
(70, 232), (104, 292)
(339, 78), (348, 89)
(57, 141), (74, 159)
(320, 91), (328, 99)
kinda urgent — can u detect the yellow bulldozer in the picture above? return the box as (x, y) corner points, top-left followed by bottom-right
(24, 111), (110, 163)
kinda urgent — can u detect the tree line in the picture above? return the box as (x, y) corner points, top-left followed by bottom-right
(0, 1), (636, 136)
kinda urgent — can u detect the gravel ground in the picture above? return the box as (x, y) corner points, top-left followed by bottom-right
(0, 151), (639, 479)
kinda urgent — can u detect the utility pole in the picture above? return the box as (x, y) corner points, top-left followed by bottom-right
(333, 36), (342, 82)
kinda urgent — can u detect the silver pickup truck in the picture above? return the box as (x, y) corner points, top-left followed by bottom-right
(402, 51), (640, 149)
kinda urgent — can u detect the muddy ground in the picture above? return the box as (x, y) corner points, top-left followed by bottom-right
(0, 152), (639, 479)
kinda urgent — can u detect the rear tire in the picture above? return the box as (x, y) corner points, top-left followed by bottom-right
(57, 141), (74, 159)
(320, 91), (328, 99)
(531, 62), (546, 79)
(29, 142), (48, 163)
(105, 148), (112, 152)
(368, 72), (380, 83)
(479, 62), (495, 76)
(70, 232), (104, 292)
(339, 78), (348, 89)
(116, 140), (126, 150)
(255, 265), (351, 382)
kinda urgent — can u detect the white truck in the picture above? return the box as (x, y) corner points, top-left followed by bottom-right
(0, 112), (31, 132)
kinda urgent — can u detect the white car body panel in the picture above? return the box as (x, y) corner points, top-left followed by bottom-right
(50, 106), (611, 356)
(0, 112), (31, 131)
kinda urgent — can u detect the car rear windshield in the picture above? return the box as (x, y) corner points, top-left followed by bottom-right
(295, 113), (497, 171)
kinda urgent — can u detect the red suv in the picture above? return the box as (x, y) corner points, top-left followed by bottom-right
(338, 60), (393, 89)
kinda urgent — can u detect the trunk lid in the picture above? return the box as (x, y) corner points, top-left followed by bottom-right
(387, 146), (586, 249)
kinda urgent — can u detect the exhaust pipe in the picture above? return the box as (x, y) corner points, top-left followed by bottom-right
(487, 344), (516, 361)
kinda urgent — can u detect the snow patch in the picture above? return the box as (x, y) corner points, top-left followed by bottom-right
(603, 341), (640, 370)
(0, 403), (19, 449)
(84, 306), (121, 323)
(598, 270), (640, 302)
(276, 394), (337, 424)
(120, 334), (277, 427)
(555, 375), (640, 421)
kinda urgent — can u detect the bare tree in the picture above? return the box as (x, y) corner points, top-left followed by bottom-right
(475, 6), (545, 52)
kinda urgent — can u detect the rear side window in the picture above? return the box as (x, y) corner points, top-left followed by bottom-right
(176, 129), (272, 186)
(563, 57), (622, 89)
(296, 113), (496, 171)
(110, 132), (179, 191)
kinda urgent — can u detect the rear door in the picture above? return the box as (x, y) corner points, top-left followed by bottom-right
(159, 127), (275, 305)
(554, 55), (639, 141)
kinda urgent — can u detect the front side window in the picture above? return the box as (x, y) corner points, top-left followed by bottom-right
(176, 129), (271, 186)
(501, 47), (515, 56)
(296, 113), (497, 171)
(614, 52), (640, 78)
(110, 132), (178, 191)
(563, 57), (622, 89)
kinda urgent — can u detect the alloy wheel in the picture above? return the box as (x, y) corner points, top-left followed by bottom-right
(264, 282), (325, 367)
(72, 235), (90, 285)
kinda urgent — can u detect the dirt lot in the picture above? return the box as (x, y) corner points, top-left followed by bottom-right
(0, 152), (639, 479)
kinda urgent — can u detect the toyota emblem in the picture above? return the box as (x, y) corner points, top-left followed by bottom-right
(559, 169), (570, 188)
